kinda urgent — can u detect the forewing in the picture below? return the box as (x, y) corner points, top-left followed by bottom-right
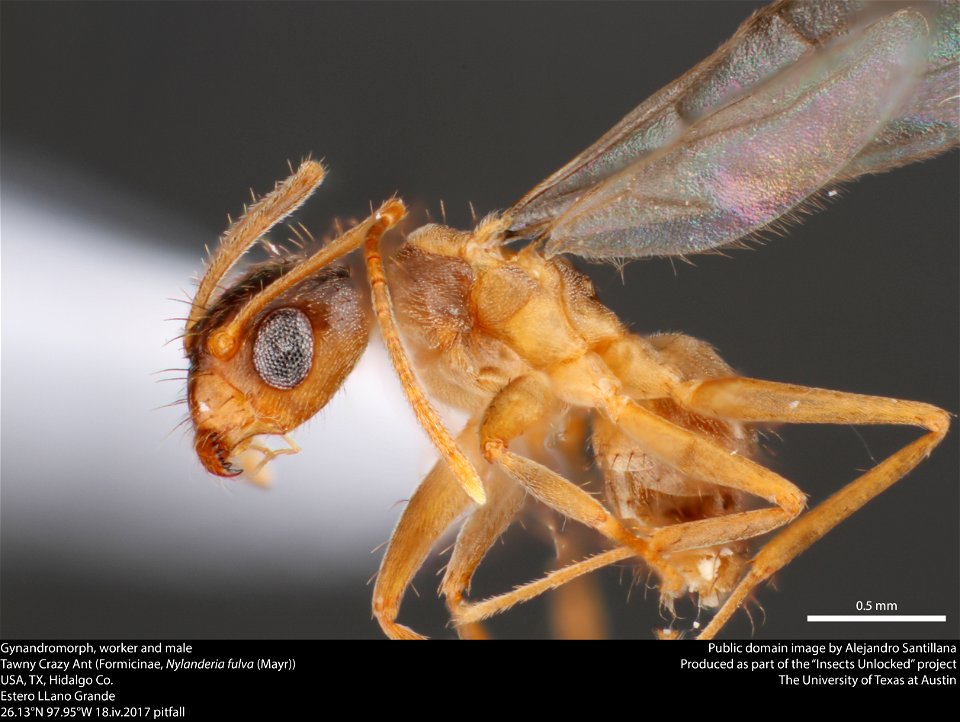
(506, 1), (958, 260)
(508, 0), (837, 235)
(842, 1), (959, 176)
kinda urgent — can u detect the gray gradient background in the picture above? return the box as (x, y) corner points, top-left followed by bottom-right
(2, 1), (957, 640)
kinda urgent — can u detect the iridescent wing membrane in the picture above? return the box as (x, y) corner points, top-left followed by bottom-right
(507, 0), (959, 260)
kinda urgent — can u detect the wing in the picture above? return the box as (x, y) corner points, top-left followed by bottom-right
(506, 0), (959, 260)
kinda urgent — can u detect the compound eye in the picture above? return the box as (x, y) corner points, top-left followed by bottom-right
(253, 308), (314, 389)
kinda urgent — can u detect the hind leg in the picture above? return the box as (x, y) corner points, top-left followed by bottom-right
(666, 377), (950, 639)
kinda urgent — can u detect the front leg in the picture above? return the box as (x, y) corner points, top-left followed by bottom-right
(440, 468), (526, 636)
(364, 218), (486, 505)
(372, 423), (480, 639)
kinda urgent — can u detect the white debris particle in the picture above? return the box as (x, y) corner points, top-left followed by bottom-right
(697, 557), (716, 581)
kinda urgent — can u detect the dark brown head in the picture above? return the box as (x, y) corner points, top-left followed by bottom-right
(186, 259), (369, 476)
(181, 160), (381, 477)
(182, 161), (407, 479)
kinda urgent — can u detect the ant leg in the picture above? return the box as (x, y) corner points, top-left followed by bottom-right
(476, 374), (683, 593)
(540, 415), (613, 639)
(372, 424), (482, 640)
(664, 377), (949, 640)
(440, 469), (525, 638)
(604, 394), (807, 520)
(552, 354), (807, 531)
(648, 509), (803, 555)
(444, 480), (616, 637)
(549, 524), (611, 640)
(444, 415), (610, 637)
(454, 547), (633, 626)
(550, 353), (824, 615)
(364, 222), (486, 505)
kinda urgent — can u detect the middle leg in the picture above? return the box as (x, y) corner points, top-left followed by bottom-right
(472, 373), (685, 601)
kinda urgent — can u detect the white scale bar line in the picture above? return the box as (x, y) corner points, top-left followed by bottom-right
(807, 615), (946, 623)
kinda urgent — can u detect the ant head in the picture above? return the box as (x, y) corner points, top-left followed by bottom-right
(182, 161), (406, 477)
(183, 160), (373, 477)
(186, 257), (368, 476)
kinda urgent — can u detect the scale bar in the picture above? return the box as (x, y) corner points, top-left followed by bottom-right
(807, 615), (945, 623)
